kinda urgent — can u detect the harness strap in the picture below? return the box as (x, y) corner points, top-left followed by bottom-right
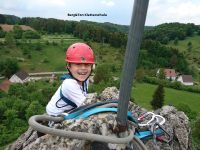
(59, 73), (89, 109)
(60, 86), (78, 108)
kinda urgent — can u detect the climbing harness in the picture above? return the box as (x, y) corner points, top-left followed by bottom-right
(58, 73), (88, 111)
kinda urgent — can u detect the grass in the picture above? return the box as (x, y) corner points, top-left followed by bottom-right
(167, 34), (200, 69)
(132, 83), (200, 112)
(168, 35), (200, 52)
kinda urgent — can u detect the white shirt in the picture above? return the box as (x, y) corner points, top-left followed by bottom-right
(46, 78), (88, 116)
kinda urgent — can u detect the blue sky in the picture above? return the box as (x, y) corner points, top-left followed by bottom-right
(0, 0), (200, 26)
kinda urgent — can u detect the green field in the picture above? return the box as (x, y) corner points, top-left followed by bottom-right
(168, 35), (200, 52)
(132, 83), (200, 112)
(168, 35), (200, 69)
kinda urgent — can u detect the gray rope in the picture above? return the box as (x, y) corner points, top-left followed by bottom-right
(29, 114), (134, 144)
(29, 114), (147, 149)
(96, 103), (118, 108)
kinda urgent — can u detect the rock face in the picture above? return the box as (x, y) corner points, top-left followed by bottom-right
(7, 87), (192, 150)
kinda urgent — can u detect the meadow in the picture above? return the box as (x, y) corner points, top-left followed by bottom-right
(132, 83), (200, 112)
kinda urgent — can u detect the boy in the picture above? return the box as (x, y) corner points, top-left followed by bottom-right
(46, 42), (95, 116)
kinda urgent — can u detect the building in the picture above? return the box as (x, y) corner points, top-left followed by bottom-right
(164, 69), (176, 81)
(9, 70), (30, 83)
(177, 75), (193, 86)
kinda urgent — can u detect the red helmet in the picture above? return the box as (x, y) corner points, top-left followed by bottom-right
(65, 43), (95, 64)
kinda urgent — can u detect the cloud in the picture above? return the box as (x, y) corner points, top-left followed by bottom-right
(146, 0), (200, 25)
(0, 0), (200, 25)
(101, 0), (115, 7)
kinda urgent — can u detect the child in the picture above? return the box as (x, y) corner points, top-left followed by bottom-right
(46, 42), (95, 116)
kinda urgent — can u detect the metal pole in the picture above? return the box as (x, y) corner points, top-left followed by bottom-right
(116, 0), (149, 130)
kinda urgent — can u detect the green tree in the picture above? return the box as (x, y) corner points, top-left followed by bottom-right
(13, 25), (23, 39)
(158, 68), (165, 79)
(94, 64), (111, 84)
(0, 26), (6, 38)
(22, 30), (41, 39)
(0, 59), (19, 78)
(150, 84), (165, 110)
(0, 14), (6, 23)
(177, 103), (197, 120)
(170, 54), (178, 68)
(5, 32), (15, 47)
(174, 37), (179, 45)
(4, 109), (18, 126)
(83, 31), (90, 42)
(194, 117), (200, 140)
(25, 101), (44, 119)
(135, 68), (145, 82)
(187, 41), (192, 52)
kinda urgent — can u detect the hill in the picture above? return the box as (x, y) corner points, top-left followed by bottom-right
(167, 35), (200, 71)
(0, 24), (35, 32)
(0, 14), (20, 24)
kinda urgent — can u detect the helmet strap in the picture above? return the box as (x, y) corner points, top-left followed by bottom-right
(66, 66), (92, 83)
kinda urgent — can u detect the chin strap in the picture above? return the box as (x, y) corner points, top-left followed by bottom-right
(67, 68), (93, 93)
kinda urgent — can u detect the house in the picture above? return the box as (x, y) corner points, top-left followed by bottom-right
(0, 80), (11, 93)
(164, 69), (176, 81)
(177, 75), (193, 86)
(9, 70), (30, 83)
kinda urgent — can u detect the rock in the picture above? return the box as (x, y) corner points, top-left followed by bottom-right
(99, 87), (119, 100)
(85, 93), (98, 104)
(7, 87), (192, 150)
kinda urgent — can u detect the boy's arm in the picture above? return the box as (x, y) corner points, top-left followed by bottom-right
(62, 80), (86, 107)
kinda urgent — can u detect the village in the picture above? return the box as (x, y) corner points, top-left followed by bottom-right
(0, 68), (195, 93)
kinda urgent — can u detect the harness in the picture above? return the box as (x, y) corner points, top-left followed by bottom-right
(59, 74), (88, 109)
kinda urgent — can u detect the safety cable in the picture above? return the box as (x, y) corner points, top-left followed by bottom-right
(28, 102), (148, 149)
(29, 114), (134, 144)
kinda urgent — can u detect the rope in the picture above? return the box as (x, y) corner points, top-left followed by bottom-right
(29, 114), (134, 144)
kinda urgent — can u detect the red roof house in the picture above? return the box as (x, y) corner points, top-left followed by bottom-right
(164, 69), (176, 80)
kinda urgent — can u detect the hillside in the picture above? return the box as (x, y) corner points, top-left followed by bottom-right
(167, 35), (200, 71)
(0, 14), (20, 24)
(0, 24), (35, 32)
(0, 34), (123, 73)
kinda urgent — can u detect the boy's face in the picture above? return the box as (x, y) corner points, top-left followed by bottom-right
(68, 63), (92, 82)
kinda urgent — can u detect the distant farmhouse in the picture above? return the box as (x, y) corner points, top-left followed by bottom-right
(177, 75), (194, 86)
(9, 70), (30, 83)
(164, 69), (176, 81)
(157, 68), (194, 86)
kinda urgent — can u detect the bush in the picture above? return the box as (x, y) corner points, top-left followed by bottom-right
(94, 64), (112, 84)
(176, 103), (197, 120)
(150, 84), (165, 110)
(0, 29), (6, 38)
(22, 30), (41, 39)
